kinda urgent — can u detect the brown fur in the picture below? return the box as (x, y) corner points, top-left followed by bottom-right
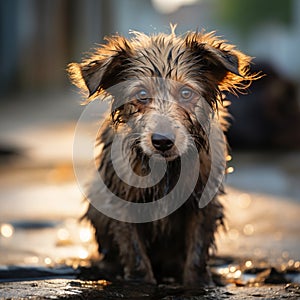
(68, 27), (258, 286)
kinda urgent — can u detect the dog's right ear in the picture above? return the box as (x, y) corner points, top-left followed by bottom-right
(68, 36), (132, 99)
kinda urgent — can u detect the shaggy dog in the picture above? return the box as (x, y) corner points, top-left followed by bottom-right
(68, 27), (257, 286)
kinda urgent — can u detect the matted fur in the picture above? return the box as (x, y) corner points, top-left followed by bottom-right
(68, 27), (258, 286)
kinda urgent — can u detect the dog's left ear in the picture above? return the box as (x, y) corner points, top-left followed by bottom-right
(186, 32), (253, 90)
(68, 36), (132, 99)
(203, 45), (241, 79)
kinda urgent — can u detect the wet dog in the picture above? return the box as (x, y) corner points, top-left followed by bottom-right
(68, 27), (257, 286)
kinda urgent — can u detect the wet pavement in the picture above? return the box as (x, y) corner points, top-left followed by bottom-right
(0, 91), (299, 299)
(1, 279), (300, 299)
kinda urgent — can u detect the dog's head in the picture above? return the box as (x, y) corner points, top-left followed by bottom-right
(68, 28), (257, 160)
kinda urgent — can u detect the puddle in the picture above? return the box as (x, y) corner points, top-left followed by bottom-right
(0, 153), (299, 298)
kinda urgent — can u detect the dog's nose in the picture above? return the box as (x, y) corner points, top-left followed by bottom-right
(151, 133), (175, 152)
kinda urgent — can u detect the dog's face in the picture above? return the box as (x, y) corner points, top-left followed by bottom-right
(115, 77), (202, 160)
(69, 30), (255, 160)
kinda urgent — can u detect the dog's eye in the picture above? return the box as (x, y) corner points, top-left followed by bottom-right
(136, 89), (150, 103)
(180, 88), (194, 101)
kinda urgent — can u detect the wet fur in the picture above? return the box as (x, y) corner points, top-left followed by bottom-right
(68, 28), (257, 286)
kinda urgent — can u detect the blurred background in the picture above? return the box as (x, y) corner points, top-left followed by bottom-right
(0, 0), (299, 279)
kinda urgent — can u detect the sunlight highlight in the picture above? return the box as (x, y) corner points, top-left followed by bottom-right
(24, 256), (39, 264)
(0, 223), (14, 238)
(57, 228), (70, 241)
(227, 166), (234, 174)
(78, 248), (89, 259)
(152, 0), (198, 14)
(226, 155), (232, 161)
(79, 227), (92, 243)
(245, 260), (253, 268)
(44, 257), (52, 265)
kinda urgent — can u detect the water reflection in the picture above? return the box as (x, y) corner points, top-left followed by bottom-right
(1, 213), (299, 286)
(0, 217), (99, 268)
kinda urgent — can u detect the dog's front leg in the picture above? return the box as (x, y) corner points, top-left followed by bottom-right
(110, 222), (156, 284)
(183, 210), (215, 286)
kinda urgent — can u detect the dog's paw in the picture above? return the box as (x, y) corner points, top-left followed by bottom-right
(124, 265), (157, 284)
(124, 271), (157, 284)
(183, 267), (215, 287)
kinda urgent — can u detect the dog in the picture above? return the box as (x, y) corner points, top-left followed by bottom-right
(68, 27), (257, 286)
